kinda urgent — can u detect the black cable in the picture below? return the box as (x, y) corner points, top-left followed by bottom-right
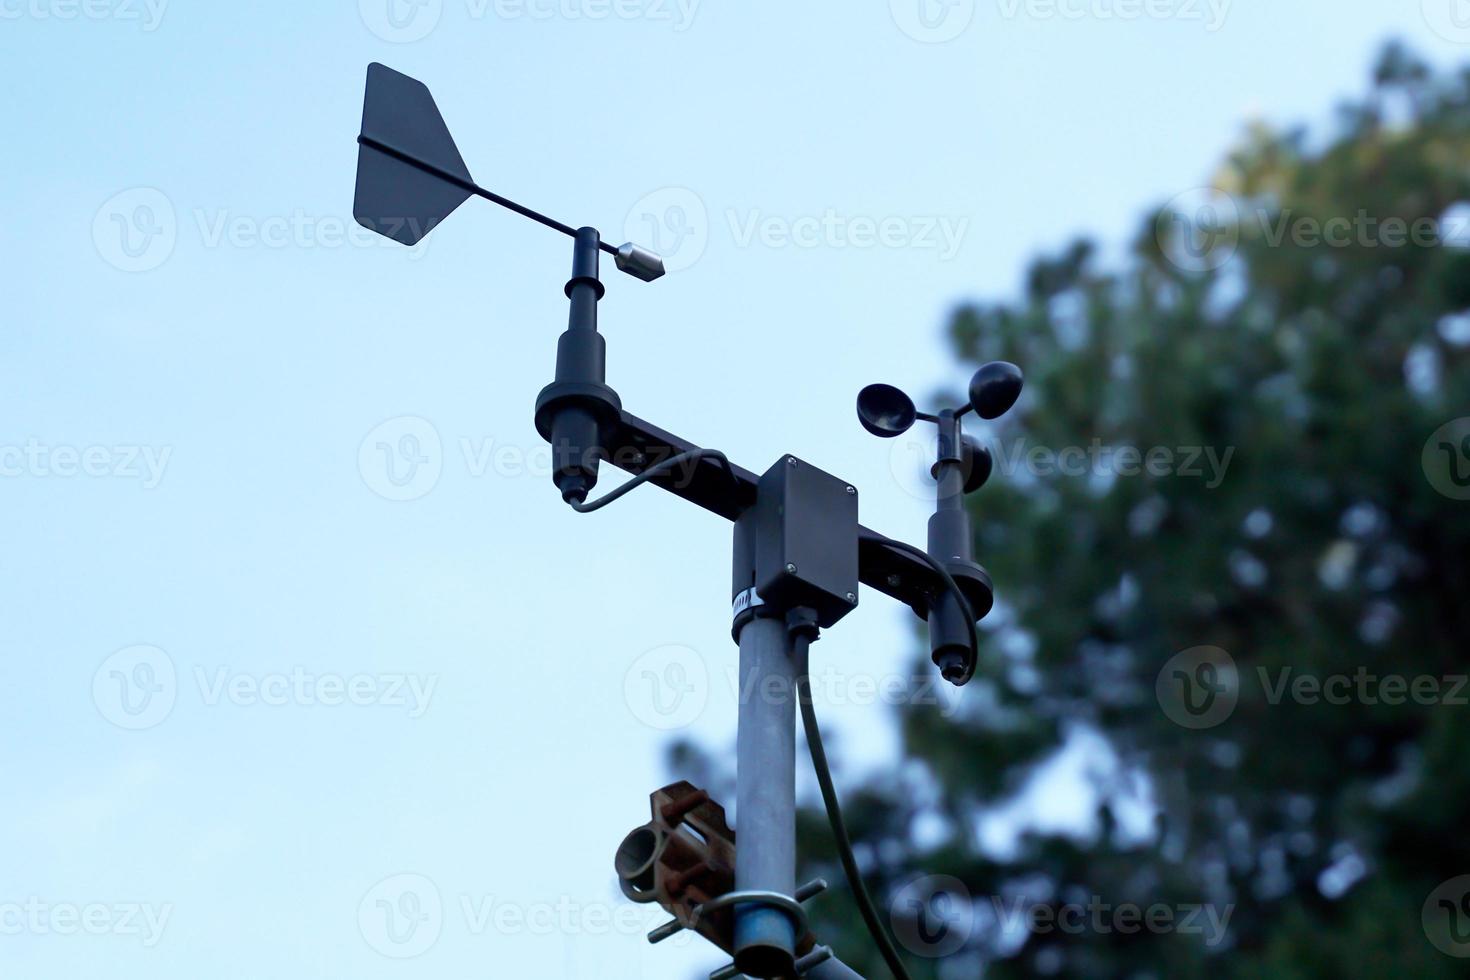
(864, 534), (979, 685)
(567, 448), (735, 513)
(789, 614), (913, 980)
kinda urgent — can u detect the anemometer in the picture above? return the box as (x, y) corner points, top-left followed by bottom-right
(353, 62), (1024, 980)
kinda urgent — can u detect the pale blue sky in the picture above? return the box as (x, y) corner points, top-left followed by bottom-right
(2, 3), (1466, 977)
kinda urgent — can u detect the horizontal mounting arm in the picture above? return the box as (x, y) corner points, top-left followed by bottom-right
(603, 409), (992, 622)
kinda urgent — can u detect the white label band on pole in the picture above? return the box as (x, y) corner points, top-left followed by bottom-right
(732, 588), (765, 619)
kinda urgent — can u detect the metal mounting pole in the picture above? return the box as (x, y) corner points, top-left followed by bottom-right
(730, 515), (798, 979)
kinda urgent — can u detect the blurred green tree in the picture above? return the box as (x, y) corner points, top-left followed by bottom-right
(673, 41), (1470, 978)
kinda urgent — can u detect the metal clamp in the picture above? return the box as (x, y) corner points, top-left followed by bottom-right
(692, 889), (810, 936)
(702, 880), (829, 979)
(709, 943), (835, 980)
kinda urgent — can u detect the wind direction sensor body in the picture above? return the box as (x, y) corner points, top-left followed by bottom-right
(351, 62), (1022, 980)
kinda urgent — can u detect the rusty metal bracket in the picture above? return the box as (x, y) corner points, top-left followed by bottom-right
(615, 781), (826, 961)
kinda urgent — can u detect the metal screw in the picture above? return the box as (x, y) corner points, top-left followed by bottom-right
(845, 485), (855, 495)
(887, 574), (901, 588)
(787, 456), (798, 466)
(786, 563), (798, 574)
(845, 592), (857, 603)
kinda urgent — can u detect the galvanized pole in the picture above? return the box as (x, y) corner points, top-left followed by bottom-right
(733, 614), (798, 972)
(728, 505), (800, 978)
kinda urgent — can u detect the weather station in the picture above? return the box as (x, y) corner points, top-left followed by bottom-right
(352, 62), (1024, 980)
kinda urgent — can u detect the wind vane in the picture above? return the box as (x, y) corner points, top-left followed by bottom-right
(354, 62), (663, 279)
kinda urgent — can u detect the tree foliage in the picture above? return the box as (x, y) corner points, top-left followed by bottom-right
(678, 42), (1470, 979)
